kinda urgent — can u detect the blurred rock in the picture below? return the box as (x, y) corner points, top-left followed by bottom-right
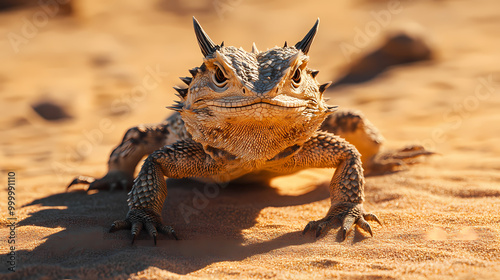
(0, 0), (35, 10)
(380, 28), (433, 62)
(332, 24), (434, 88)
(0, 0), (72, 14)
(157, 0), (213, 15)
(90, 53), (114, 68)
(32, 100), (72, 121)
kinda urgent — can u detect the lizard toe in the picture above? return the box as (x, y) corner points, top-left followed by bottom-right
(109, 219), (131, 233)
(316, 222), (328, 238)
(130, 222), (144, 245)
(68, 171), (133, 192)
(356, 216), (373, 237)
(341, 213), (357, 241)
(159, 225), (179, 240)
(144, 222), (159, 245)
(364, 213), (382, 226)
(366, 145), (435, 175)
(302, 222), (312, 235)
(302, 216), (333, 237)
(67, 176), (96, 190)
(110, 209), (177, 245)
(304, 202), (381, 241)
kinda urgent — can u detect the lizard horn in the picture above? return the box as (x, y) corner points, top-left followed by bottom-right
(252, 42), (259, 54)
(295, 18), (320, 55)
(193, 17), (217, 57)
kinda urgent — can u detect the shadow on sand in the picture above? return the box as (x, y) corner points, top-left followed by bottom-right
(11, 177), (369, 278)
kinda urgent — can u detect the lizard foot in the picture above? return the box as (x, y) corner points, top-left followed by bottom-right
(365, 145), (435, 176)
(67, 170), (133, 191)
(302, 202), (382, 241)
(109, 208), (178, 245)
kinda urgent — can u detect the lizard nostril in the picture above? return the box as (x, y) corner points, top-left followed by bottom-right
(242, 88), (246, 94)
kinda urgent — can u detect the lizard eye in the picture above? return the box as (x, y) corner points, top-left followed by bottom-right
(213, 65), (228, 87)
(291, 68), (301, 87)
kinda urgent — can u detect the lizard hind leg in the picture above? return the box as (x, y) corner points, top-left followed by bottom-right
(320, 109), (433, 176)
(321, 110), (383, 162)
(67, 113), (189, 191)
(370, 144), (435, 175)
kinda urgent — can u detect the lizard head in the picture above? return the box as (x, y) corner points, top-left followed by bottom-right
(170, 17), (337, 162)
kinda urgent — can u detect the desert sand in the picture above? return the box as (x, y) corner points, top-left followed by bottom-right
(1, 0), (500, 279)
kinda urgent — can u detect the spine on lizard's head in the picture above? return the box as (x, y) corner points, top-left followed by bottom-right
(169, 17), (337, 163)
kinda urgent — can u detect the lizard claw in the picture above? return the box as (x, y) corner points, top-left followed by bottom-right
(67, 175), (96, 190)
(303, 202), (381, 241)
(109, 219), (131, 233)
(67, 171), (133, 192)
(131, 222), (143, 245)
(363, 213), (382, 226)
(302, 223), (311, 235)
(365, 145), (435, 175)
(109, 209), (178, 245)
(159, 225), (179, 240)
(316, 224), (325, 238)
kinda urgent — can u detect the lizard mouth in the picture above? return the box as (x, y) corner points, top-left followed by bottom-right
(205, 95), (310, 111)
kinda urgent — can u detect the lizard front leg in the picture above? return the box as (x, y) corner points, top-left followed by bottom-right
(281, 131), (382, 240)
(109, 139), (220, 245)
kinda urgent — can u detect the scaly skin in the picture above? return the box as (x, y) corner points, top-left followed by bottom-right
(69, 17), (432, 244)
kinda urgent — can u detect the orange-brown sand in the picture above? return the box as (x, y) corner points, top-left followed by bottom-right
(1, 0), (500, 279)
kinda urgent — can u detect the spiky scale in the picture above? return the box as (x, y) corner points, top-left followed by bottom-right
(180, 77), (192, 85)
(311, 70), (319, 78)
(252, 42), (259, 54)
(173, 87), (188, 98)
(189, 68), (198, 77)
(327, 105), (339, 114)
(167, 107), (182, 112)
(166, 103), (183, 112)
(319, 81), (332, 94)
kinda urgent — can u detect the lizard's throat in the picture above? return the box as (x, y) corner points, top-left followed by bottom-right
(181, 112), (327, 162)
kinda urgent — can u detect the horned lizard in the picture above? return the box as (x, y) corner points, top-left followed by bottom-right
(69, 17), (431, 244)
